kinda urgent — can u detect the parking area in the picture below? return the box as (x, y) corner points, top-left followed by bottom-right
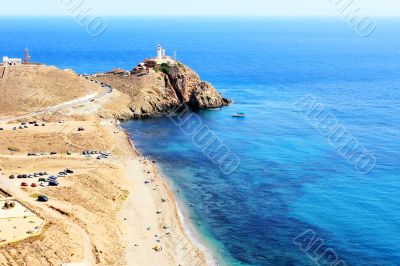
(7, 168), (76, 189)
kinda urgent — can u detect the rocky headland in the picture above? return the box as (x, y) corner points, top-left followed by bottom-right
(91, 61), (230, 119)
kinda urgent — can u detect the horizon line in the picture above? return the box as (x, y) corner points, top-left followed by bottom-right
(0, 15), (399, 19)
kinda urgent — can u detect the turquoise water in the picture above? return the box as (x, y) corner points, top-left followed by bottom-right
(1, 17), (400, 265)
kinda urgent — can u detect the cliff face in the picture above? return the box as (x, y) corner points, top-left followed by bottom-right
(166, 63), (229, 109)
(93, 62), (229, 119)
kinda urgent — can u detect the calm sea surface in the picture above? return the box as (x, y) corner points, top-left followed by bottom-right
(1, 17), (400, 265)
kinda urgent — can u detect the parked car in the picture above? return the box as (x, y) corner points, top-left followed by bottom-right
(31, 183), (38, 187)
(21, 182), (29, 187)
(65, 169), (74, 174)
(48, 181), (59, 187)
(38, 195), (48, 202)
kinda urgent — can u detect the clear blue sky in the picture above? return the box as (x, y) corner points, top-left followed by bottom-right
(0, 0), (398, 16)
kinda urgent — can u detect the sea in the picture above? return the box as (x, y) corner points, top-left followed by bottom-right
(1, 17), (399, 266)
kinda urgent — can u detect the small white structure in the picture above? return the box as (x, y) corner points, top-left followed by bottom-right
(3, 56), (22, 66)
(161, 47), (166, 59)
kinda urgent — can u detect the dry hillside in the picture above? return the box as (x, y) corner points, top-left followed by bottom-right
(0, 65), (102, 117)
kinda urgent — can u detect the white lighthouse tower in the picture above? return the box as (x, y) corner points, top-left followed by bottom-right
(157, 44), (163, 60)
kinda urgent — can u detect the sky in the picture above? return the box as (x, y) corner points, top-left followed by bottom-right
(0, 0), (398, 16)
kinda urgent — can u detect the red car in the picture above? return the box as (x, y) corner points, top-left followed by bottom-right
(31, 183), (38, 188)
(21, 182), (29, 187)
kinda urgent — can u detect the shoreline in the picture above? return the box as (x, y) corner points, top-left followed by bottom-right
(118, 121), (219, 265)
(173, 183), (221, 266)
(155, 160), (220, 266)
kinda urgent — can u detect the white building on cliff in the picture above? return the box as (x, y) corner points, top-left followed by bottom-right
(153, 44), (175, 64)
(133, 44), (177, 75)
(2, 56), (22, 66)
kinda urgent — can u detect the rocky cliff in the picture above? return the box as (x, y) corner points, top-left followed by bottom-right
(93, 62), (229, 119)
(165, 63), (229, 109)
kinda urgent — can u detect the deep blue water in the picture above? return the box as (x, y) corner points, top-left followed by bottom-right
(1, 17), (400, 266)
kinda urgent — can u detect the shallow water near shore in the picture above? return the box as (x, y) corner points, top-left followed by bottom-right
(2, 17), (400, 265)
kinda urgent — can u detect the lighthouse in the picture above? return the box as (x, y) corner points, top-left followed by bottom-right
(157, 44), (163, 60)
(142, 44), (176, 69)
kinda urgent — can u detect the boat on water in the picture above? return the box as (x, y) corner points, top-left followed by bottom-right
(206, 107), (221, 111)
(232, 112), (246, 118)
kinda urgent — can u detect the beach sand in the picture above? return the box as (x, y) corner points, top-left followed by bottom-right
(103, 119), (209, 266)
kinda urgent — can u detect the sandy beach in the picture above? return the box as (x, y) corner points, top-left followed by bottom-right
(110, 121), (209, 266)
(0, 64), (209, 265)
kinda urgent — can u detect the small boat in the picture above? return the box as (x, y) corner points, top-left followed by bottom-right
(206, 107), (221, 111)
(232, 112), (246, 118)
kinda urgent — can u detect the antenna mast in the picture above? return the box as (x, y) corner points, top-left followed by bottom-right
(24, 46), (31, 64)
